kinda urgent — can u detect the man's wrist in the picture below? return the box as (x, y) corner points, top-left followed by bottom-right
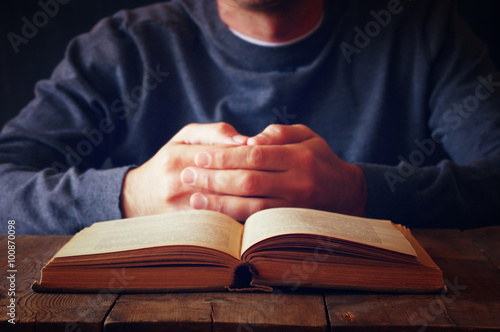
(120, 167), (139, 218)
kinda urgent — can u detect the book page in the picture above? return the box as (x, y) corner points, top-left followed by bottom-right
(241, 208), (416, 257)
(56, 210), (244, 260)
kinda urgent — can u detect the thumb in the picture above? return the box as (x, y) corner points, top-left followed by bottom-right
(171, 122), (248, 145)
(247, 124), (318, 146)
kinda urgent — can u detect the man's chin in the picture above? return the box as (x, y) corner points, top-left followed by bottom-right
(233, 0), (301, 12)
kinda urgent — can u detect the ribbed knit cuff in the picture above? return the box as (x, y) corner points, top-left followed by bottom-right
(75, 165), (135, 229)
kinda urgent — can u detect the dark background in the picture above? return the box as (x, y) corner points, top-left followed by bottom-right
(1, 0), (499, 129)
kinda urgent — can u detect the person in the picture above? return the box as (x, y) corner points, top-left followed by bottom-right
(0, 0), (499, 234)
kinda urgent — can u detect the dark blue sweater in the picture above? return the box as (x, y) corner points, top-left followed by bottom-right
(1, 0), (499, 234)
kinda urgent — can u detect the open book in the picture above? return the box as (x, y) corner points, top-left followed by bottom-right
(33, 208), (444, 293)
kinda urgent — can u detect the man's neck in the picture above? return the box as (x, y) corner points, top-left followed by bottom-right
(217, 0), (324, 43)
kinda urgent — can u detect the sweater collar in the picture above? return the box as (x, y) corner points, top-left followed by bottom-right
(183, 0), (347, 72)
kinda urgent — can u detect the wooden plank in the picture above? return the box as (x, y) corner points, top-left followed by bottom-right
(0, 235), (118, 332)
(413, 229), (500, 329)
(211, 292), (327, 332)
(105, 292), (328, 332)
(325, 292), (455, 331)
(325, 229), (500, 331)
(464, 226), (500, 269)
(104, 293), (215, 332)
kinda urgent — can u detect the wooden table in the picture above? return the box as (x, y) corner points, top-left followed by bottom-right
(1, 227), (499, 331)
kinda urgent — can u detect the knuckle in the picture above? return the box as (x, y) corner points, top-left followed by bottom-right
(238, 172), (259, 195)
(294, 124), (316, 138)
(179, 123), (200, 136)
(214, 122), (233, 135)
(267, 124), (287, 140)
(161, 151), (179, 170)
(297, 148), (315, 169)
(213, 149), (228, 168)
(246, 147), (264, 168)
(212, 195), (227, 214)
(214, 171), (229, 189)
(200, 171), (214, 190)
(294, 124), (309, 132)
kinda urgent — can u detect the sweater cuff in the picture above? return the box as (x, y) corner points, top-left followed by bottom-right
(356, 163), (413, 223)
(75, 165), (134, 229)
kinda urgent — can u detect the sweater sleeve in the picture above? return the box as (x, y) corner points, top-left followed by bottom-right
(360, 3), (500, 229)
(0, 14), (142, 234)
